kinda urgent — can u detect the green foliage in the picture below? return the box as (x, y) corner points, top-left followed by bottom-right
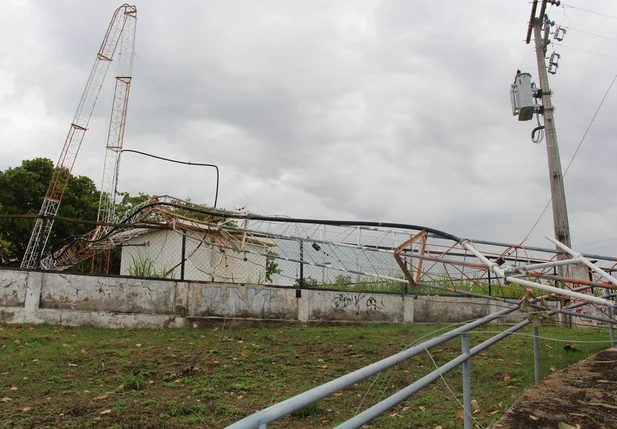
(335, 274), (353, 287)
(0, 158), (100, 266)
(127, 254), (171, 279)
(115, 191), (152, 220)
(294, 275), (320, 287)
(265, 249), (283, 283)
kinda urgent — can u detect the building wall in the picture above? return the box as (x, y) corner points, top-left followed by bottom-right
(0, 268), (605, 329)
(120, 230), (268, 283)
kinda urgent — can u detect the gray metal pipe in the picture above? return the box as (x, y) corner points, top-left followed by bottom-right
(533, 325), (541, 384)
(224, 305), (519, 429)
(334, 320), (530, 429)
(462, 333), (472, 429)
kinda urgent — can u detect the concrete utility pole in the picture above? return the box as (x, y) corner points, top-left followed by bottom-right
(526, 0), (572, 249)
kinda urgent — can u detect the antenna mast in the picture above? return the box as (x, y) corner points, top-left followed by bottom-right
(21, 4), (138, 269)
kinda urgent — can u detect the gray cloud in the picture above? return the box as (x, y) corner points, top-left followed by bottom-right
(2, 0), (617, 256)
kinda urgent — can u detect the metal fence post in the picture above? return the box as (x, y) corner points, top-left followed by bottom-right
(607, 288), (615, 347)
(180, 233), (186, 281)
(299, 240), (304, 288)
(461, 333), (472, 429)
(533, 325), (541, 384)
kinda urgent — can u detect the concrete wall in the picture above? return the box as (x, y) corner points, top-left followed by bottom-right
(0, 268), (606, 329)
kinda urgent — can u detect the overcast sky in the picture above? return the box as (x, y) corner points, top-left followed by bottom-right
(1, 0), (617, 255)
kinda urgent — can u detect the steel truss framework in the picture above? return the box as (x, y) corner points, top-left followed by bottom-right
(43, 196), (617, 321)
(21, 4), (137, 269)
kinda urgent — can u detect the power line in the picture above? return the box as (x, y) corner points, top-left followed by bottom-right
(559, 43), (617, 61)
(568, 26), (617, 42)
(521, 73), (617, 244)
(133, 52), (268, 214)
(562, 4), (617, 20)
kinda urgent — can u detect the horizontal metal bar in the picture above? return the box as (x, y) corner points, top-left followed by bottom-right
(513, 257), (584, 272)
(507, 276), (613, 306)
(471, 237), (617, 264)
(335, 320), (530, 429)
(224, 305), (518, 429)
(334, 352), (470, 429)
(546, 235), (617, 286)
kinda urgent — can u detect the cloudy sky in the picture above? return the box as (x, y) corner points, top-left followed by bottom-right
(1, 0), (617, 255)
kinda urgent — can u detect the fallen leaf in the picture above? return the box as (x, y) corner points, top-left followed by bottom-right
(136, 344), (142, 348)
(558, 423), (581, 429)
(504, 374), (511, 382)
(457, 409), (465, 420)
(389, 413), (398, 417)
(530, 415), (539, 421)
(435, 426), (443, 429)
(100, 409), (112, 415)
(14, 340), (20, 345)
(81, 349), (88, 355)
(471, 399), (480, 412)
(32, 359), (38, 362)
(1, 397), (12, 403)
(22, 407), (31, 412)
(236, 395), (244, 400)
(68, 363), (78, 367)
(419, 406), (426, 411)
(10, 386), (17, 391)
(334, 393), (343, 397)
(550, 366), (556, 372)
(93, 395), (108, 401)
(488, 410), (500, 415)
(545, 344), (553, 349)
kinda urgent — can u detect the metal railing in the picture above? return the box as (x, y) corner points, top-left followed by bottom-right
(226, 291), (616, 428)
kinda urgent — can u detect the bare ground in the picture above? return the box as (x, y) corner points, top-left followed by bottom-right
(494, 348), (617, 429)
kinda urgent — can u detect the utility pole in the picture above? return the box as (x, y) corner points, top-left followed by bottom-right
(526, 0), (572, 249)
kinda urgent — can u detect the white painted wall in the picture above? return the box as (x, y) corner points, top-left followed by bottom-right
(120, 229), (269, 283)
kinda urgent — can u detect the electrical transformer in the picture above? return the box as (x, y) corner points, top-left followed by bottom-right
(510, 72), (536, 121)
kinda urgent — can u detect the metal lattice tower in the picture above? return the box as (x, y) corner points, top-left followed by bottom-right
(21, 4), (137, 269)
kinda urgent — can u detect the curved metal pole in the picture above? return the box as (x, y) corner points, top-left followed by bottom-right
(118, 149), (219, 208)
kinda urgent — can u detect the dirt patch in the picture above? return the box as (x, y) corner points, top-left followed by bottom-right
(494, 348), (617, 429)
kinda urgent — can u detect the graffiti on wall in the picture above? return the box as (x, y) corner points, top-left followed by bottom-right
(196, 286), (294, 318)
(330, 293), (384, 314)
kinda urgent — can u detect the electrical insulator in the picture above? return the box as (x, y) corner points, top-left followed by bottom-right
(554, 26), (566, 41)
(510, 72), (538, 121)
(548, 52), (560, 75)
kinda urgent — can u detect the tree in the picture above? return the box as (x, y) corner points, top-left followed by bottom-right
(0, 158), (101, 266)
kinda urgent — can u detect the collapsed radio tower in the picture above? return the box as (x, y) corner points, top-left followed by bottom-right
(20, 4), (137, 269)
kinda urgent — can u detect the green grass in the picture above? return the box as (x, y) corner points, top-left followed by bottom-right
(0, 322), (611, 428)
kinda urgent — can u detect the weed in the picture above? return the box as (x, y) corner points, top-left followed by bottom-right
(292, 402), (320, 417)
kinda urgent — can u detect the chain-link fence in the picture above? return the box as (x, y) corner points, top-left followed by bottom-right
(2, 211), (616, 300)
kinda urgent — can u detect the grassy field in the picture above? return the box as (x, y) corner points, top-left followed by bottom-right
(0, 322), (611, 429)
